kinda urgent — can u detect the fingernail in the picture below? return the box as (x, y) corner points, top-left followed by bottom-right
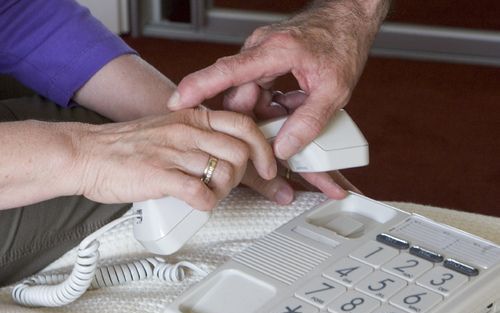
(274, 185), (294, 205)
(267, 162), (278, 179)
(276, 134), (301, 159)
(167, 91), (181, 109)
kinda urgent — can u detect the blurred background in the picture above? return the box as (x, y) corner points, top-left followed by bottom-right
(61, 1), (500, 216)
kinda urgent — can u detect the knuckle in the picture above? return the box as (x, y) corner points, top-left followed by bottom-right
(182, 178), (205, 198)
(233, 143), (250, 167)
(214, 57), (234, 76)
(234, 113), (255, 133)
(216, 161), (234, 188)
(295, 108), (330, 139)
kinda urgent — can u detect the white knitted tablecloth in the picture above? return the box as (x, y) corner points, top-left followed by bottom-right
(1, 188), (499, 313)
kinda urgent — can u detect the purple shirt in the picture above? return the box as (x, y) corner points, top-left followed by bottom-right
(0, 0), (136, 106)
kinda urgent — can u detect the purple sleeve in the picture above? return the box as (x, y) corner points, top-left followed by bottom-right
(0, 0), (136, 107)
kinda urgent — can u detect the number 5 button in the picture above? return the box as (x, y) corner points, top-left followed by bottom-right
(390, 285), (442, 313)
(416, 267), (468, 296)
(356, 271), (407, 301)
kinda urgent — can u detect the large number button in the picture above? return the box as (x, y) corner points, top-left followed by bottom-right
(356, 271), (407, 301)
(416, 266), (468, 296)
(327, 290), (380, 313)
(269, 297), (319, 313)
(295, 276), (346, 309)
(350, 241), (399, 268)
(390, 285), (442, 313)
(371, 304), (407, 313)
(382, 253), (433, 281)
(323, 258), (373, 287)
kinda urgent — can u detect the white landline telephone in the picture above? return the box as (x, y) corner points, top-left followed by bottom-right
(12, 110), (500, 313)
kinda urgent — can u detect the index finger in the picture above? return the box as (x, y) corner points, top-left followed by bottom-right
(168, 47), (292, 110)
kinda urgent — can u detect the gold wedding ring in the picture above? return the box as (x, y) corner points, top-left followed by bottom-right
(201, 156), (218, 185)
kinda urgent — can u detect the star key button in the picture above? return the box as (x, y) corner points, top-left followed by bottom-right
(269, 297), (319, 313)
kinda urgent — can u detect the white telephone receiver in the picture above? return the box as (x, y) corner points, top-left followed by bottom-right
(132, 109), (369, 255)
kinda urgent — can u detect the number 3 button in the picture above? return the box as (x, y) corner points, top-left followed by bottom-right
(416, 267), (468, 296)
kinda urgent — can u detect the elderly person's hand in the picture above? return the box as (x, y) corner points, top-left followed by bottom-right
(167, 0), (389, 201)
(73, 109), (276, 211)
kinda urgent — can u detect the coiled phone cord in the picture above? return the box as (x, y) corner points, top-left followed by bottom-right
(12, 214), (207, 307)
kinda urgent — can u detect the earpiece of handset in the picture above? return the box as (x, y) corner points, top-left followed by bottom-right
(133, 196), (210, 255)
(258, 109), (369, 172)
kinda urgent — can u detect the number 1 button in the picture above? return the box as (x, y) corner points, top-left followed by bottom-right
(350, 241), (399, 268)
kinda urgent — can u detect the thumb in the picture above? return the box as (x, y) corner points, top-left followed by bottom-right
(273, 89), (339, 160)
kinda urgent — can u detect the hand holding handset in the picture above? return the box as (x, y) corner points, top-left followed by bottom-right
(133, 110), (369, 255)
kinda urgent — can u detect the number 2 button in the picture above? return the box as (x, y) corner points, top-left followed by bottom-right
(382, 253), (433, 281)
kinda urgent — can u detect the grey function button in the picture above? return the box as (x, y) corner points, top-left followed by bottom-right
(443, 258), (479, 277)
(376, 233), (410, 250)
(409, 246), (444, 263)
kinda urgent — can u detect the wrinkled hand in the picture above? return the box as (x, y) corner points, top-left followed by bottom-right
(241, 90), (361, 204)
(167, 1), (386, 201)
(74, 109), (276, 210)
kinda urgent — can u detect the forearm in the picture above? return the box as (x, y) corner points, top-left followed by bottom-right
(73, 54), (176, 122)
(0, 121), (84, 210)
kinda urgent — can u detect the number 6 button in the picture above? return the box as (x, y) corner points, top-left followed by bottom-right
(390, 285), (442, 313)
(416, 267), (468, 296)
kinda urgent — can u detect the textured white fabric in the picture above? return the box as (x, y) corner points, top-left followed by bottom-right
(1, 189), (499, 312)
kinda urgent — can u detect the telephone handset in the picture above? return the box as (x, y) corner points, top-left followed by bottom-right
(12, 109), (369, 307)
(132, 109), (369, 255)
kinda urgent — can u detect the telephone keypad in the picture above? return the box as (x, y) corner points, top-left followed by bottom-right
(283, 233), (474, 313)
